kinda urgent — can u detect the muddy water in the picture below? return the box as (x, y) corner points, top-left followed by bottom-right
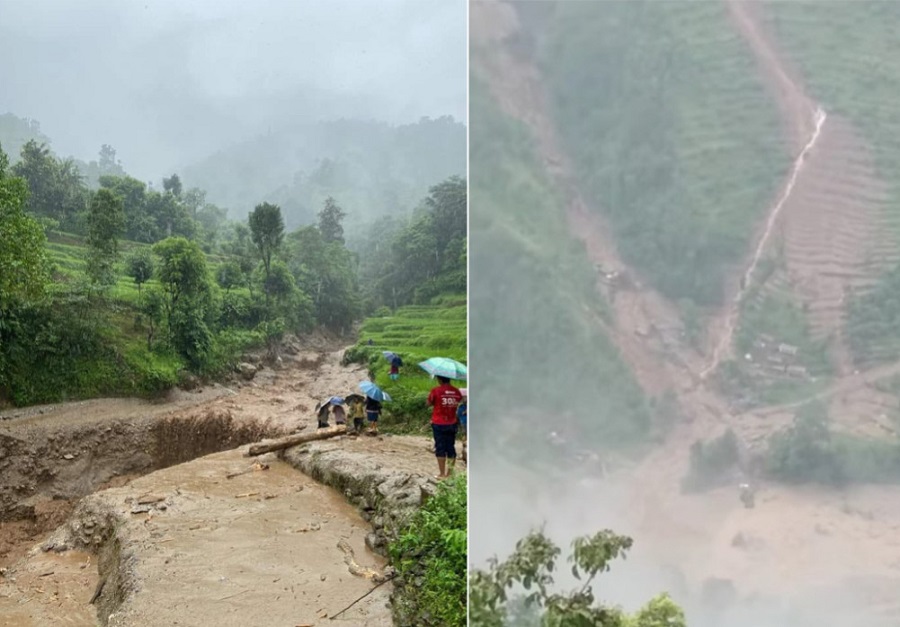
(1, 449), (392, 627)
(0, 549), (96, 626)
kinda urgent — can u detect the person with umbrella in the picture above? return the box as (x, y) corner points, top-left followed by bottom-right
(315, 403), (331, 429)
(359, 381), (390, 437)
(426, 375), (464, 479)
(315, 396), (344, 429)
(389, 354), (403, 380)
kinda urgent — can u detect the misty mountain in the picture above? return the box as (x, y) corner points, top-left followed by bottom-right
(179, 116), (465, 229)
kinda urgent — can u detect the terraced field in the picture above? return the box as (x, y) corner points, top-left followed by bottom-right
(344, 297), (467, 431)
(759, 1), (900, 368)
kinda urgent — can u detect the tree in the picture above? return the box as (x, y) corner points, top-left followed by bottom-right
(425, 176), (467, 269)
(152, 237), (211, 316)
(469, 529), (686, 627)
(98, 144), (121, 175)
(318, 196), (346, 244)
(286, 225), (360, 332)
(86, 188), (125, 285)
(152, 237), (214, 369)
(216, 261), (243, 293)
(11, 140), (88, 230)
(140, 287), (164, 351)
(162, 173), (182, 198)
(0, 152), (50, 308)
(248, 202), (285, 307)
(126, 249), (155, 298)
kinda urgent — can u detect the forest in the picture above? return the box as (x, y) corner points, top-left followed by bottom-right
(0, 129), (466, 407)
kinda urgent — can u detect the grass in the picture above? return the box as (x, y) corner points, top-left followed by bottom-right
(760, 2), (900, 365)
(389, 473), (467, 627)
(344, 296), (467, 434)
(541, 0), (789, 306)
(468, 74), (656, 467)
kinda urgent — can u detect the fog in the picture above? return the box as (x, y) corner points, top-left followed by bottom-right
(0, 0), (465, 181)
(471, 454), (898, 627)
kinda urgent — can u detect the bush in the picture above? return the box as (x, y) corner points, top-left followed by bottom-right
(681, 429), (741, 492)
(765, 403), (900, 485)
(765, 402), (843, 484)
(390, 473), (466, 627)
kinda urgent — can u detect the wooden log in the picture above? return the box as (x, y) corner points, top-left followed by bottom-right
(247, 425), (347, 456)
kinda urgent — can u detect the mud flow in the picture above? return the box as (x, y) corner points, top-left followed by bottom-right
(1, 343), (447, 626)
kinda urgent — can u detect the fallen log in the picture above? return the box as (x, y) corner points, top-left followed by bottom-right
(247, 425), (347, 456)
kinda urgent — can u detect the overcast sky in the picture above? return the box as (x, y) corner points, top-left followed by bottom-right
(0, 0), (466, 181)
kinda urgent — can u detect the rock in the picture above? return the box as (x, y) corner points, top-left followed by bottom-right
(63, 454), (75, 460)
(237, 363), (258, 381)
(365, 533), (384, 552)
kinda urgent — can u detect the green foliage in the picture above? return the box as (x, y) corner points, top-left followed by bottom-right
(248, 201), (285, 286)
(139, 287), (165, 351)
(216, 260), (243, 293)
(0, 289), (176, 405)
(286, 225), (360, 332)
(11, 139), (88, 232)
(318, 196), (346, 244)
(765, 401), (900, 485)
(469, 529), (685, 627)
(766, 402), (842, 483)
(86, 188), (126, 285)
(0, 161), (50, 308)
(344, 300), (466, 433)
(390, 473), (467, 627)
(126, 248), (155, 295)
(352, 176), (467, 311)
(541, 1), (788, 306)
(152, 237), (212, 312)
(682, 429), (740, 492)
(847, 264), (900, 367)
(469, 78), (653, 462)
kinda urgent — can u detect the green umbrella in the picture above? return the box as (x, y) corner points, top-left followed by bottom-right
(419, 357), (467, 381)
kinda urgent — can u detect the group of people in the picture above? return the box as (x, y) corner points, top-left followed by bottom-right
(315, 350), (468, 480)
(316, 394), (384, 436)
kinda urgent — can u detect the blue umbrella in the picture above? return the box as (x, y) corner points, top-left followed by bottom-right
(419, 357), (467, 381)
(327, 396), (344, 406)
(359, 381), (391, 402)
(383, 351), (398, 362)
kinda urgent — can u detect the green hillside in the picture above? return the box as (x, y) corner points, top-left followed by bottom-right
(469, 75), (655, 466)
(541, 0), (789, 306)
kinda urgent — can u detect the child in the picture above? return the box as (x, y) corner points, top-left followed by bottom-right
(348, 396), (366, 434)
(365, 396), (382, 436)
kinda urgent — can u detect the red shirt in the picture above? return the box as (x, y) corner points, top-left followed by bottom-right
(428, 384), (463, 426)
